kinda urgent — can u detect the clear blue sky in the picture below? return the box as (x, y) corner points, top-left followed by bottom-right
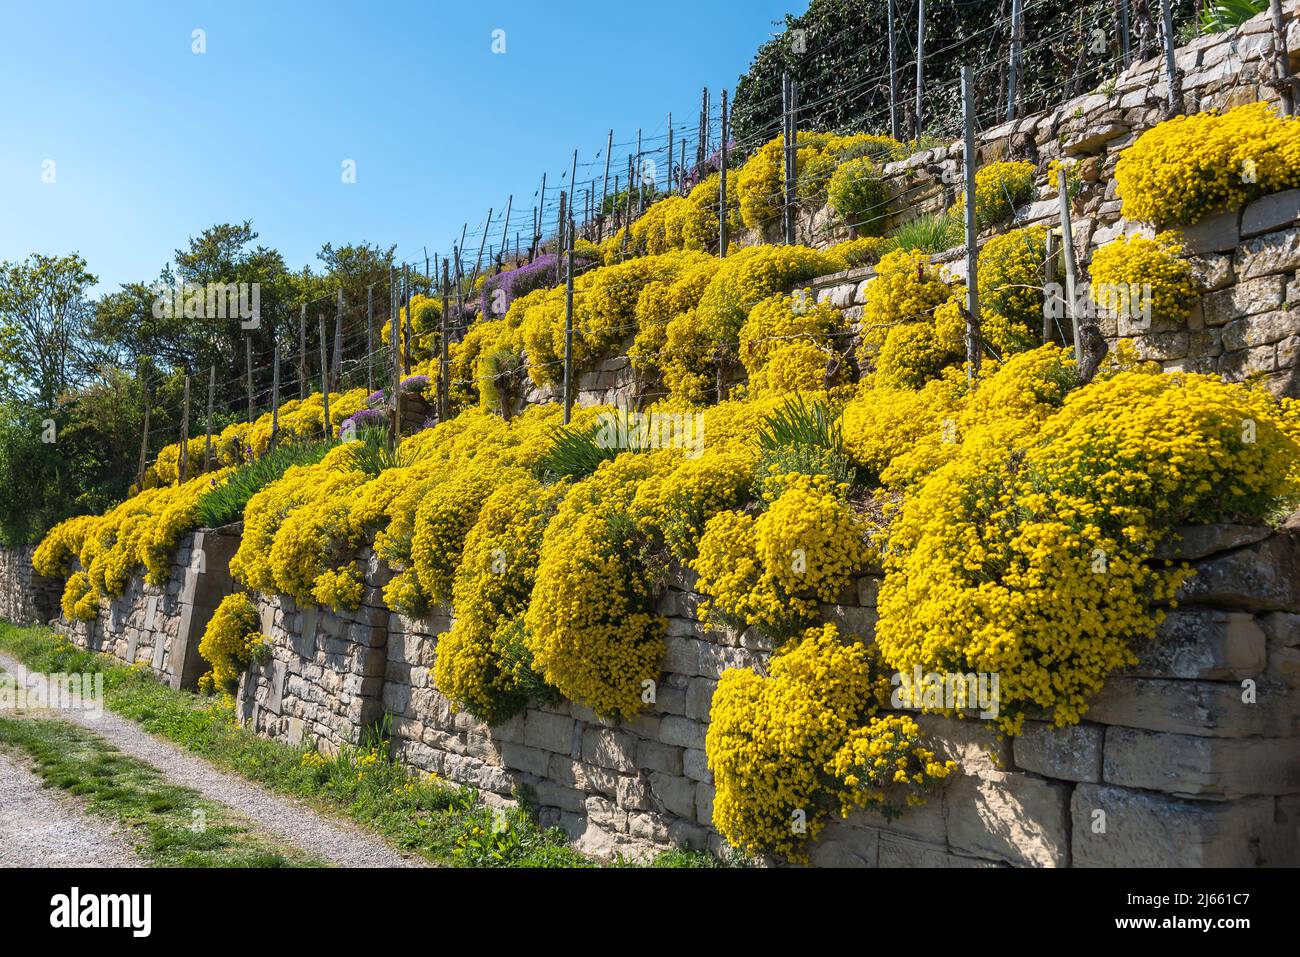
(0, 0), (807, 294)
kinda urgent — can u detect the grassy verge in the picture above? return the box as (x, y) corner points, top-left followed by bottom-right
(0, 622), (741, 868)
(0, 715), (323, 867)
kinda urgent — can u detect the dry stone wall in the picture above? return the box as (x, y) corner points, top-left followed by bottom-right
(540, 9), (1300, 409)
(232, 521), (1300, 867)
(49, 525), (241, 690)
(0, 546), (61, 626)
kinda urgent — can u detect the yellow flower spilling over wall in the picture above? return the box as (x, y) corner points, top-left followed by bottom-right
(693, 473), (870, 639)
(735, 131), (905, 230)
(60, 571), (97, 622)
(524, 453), (668, 719)
(705, 623), (949, 861)
(875, 360), (1300, 734)
(958, 160), (1037, 230)
(977, 224), (1050, 353)
(197, 592), (268, 693)
(857, 248), (960, 387)
(433, 475), (565, 723)
(1115, 102), (1300, 226)
(827, 155), (890, 236)
(1089, 232), (1197, 325)
(738, 291), (846, 384)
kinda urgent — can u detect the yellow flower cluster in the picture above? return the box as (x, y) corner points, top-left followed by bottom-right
(37, 470), (227, 621)
(625, 174), (742, 257)
(977, 224), (1049, 352)
(1115, 102), (1300, 225)
(875, 354), (1300, 733)
(735, 131), (905, 230)
(693, 473), (870, 639)
(523, 453), (668, 718)
(1088, 232), (1197, 324)
(738, 291), (846, 384)
(827, 156), (890, 235)
(197, 592), (267, 692)
(433, 475), (564, 722)
(380, 293), (443, 367)
(831, 715), (957, 815)
(60, 570), (97, 622)
(959, 160), (1037, 230)
(858, 248), (964, 387)
(705, 623), (946, 860)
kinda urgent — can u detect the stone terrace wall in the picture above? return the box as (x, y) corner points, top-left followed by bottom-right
(56, 525), (241, 690)
(522, 9), (1300, 409)
(238, 522), (1300, 866)
(0, 546), (62, 626)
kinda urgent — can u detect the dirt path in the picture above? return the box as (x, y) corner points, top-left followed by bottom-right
(0, 653), (424, 868)
(0, 749), (143, 867)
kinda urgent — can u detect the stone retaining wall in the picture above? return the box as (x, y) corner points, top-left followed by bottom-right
(54, 525), (241, 690)
(232, 521), (1300, 867)
(0, 546), (61, 626)
(526, 9), (1300, 408)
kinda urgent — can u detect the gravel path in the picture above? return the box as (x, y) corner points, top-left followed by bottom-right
(0, 653), (424, 868)
(0, 750), (143, 867)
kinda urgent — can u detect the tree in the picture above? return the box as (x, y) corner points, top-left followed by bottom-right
(0, 253), (97, 409)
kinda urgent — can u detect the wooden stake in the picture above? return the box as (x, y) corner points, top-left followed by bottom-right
(499, 195), (513, 267)
(961, 66), (982, 382)
(439, 259), (450, 423)
(666, 115), (674, 197)
(563, 220), (575, 425)
(719, 89), (730, 257)
(366, 284), (374, 393)
(888, 0), (900, 140)
(1058, 166), (1082, 364)
(402, 264), (412, 375)
(1044, 230), (1060, 343)
(319, 315), (331, 438)
(390, 269), (401, 450)
(332, 288), (343, 384)
(270, 345), (281, 447)
(179, 373), (191, 484)
(600, 130), (613, 238)
(245, 334), (254, 423)
(137, 378), (150, 487)
(916, 0), (927, 141)
(1118, 0), (1132, 69)
(1159, 0), (1182, 113)
(1270, 0), (1295, 116)
(204, 365), (215, 472)
(298, 302), (307, 398)
(1007, 0), (1024, 122)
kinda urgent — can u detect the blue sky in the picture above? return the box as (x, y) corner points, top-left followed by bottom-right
(0, 0), (807, 294)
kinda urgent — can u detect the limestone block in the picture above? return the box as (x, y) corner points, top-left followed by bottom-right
(1012, 721), (1104, 782)
(648, 770), (696, 819)
(1103, 725), (1300, 798)
(1242, 188), (1300, 237)
(1129, 609), (1265, 680)
(1086, 676), (1296, 738)
(1177, 534), (1300, 612)
(659, 715), (706, 750)
(944, 771), (1071, 867)
(1071, 783), (1274, 866)
(582, 727), (638, 772)
(523, 710), (576, 754)
(1237, 227), (1300, 279)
